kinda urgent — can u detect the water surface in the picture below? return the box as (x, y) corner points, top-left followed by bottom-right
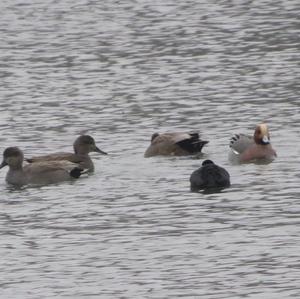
(0, 0), (299, 298)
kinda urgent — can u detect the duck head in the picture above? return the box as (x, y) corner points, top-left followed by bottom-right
(202, 159), (214, 166)
(73, 135), (107, 155)
(254, 124), (270, 145)
(151, 133), (159, 143)
(0, 147), (24, 170)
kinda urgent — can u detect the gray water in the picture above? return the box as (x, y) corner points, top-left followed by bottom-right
(0, 0), (300, 298)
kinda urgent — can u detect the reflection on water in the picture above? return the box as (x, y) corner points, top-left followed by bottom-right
(0, 0), (299, 298)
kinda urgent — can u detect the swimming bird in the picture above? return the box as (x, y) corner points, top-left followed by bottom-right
(190, 160), (230, 191)
(144, 132), (208, 157)
(26, 135), (107, 172)
(229, 123), (277, 163)
(0, 147), (85, 187)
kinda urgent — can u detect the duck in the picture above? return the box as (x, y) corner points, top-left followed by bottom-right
(26, 135), (107, 172)
(190, 160), (230, 191)
(0, 147), (85, 187)
(144, 132), (208, 157)
(229, 123), (277, 163)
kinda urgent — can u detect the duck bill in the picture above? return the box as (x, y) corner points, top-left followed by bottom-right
(262, 135), (270, 145)
(0, 160), (8, 169)
(94, 146), (107, 155)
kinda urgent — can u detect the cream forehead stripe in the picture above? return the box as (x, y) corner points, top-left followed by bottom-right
(258, 124), (269, 135)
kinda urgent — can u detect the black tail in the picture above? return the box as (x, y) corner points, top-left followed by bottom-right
(70, 167), (84, 179)
(176, 133), (208, 154)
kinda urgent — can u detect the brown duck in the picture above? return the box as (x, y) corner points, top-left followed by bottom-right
(0, 147), (84, 187)
(26, 135), (107, 172)
(144, 132), (208, 157)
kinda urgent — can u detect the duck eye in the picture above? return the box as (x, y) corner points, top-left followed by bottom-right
(82, 137), (94, 145)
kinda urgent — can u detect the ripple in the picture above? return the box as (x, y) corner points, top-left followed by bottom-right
(0, 0), (299, 298)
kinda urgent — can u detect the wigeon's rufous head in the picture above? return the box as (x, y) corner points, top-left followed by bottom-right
(254, 123), (270, 145)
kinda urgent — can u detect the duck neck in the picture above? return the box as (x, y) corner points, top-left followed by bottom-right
(74, 146), (89, 155)
(6, 168), (26, 186)
(256, 143), (271, 149)
(8, 164), (23, 171)
(75, 150), (89, 156)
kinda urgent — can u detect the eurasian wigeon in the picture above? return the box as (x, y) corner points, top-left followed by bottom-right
(144, 132), (208, 157)
(229, 124), (277, 163)
(190, 160), (231, 191)
(0, 147), (85, 187)
(26, 135), (107, 172)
